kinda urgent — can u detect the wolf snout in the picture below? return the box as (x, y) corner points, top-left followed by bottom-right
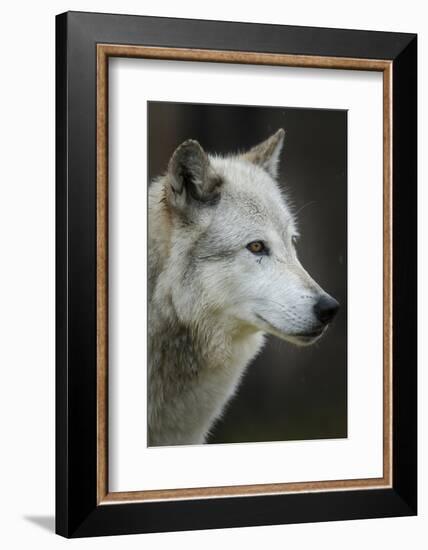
(314, 294), (340, 325)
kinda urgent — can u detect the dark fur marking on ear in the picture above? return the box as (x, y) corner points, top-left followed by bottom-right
(187, 175), (223, 205)
(168, 139), (223, 210)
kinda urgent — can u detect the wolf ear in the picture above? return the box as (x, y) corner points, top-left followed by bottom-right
(167, 139), (222, 212)
(241, 128), (285, 178)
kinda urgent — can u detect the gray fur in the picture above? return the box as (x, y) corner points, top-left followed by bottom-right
(148, 130), (336, 446)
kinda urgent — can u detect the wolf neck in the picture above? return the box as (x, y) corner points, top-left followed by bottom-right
(148, 299), (264, 447)
(148, 181), (264, 446)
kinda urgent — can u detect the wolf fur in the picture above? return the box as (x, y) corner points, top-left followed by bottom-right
(148, 129), (338, 446)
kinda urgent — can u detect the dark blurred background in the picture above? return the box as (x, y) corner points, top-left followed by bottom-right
(148, 101), (347, 444)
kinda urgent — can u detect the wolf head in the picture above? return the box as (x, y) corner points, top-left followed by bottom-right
(157, 129), (339, 346)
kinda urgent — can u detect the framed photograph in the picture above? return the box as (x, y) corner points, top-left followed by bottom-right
(56, 11), (417, 538)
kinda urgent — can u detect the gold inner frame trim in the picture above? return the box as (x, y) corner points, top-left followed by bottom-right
(96, 44), (393, 505)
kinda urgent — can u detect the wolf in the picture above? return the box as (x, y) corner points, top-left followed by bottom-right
(148, 129), (339, 446)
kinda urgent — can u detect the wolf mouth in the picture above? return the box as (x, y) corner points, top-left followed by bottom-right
(255, 314), (325, 340)
(294, 328), (325, 338)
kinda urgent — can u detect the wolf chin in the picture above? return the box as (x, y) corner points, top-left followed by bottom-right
(148, 129), (339, 446)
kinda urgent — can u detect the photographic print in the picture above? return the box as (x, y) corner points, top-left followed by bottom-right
(147, 102), (347, 447)
(57, 13), (417, 536)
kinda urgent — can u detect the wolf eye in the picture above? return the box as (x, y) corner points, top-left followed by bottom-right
(292, 235), (298, 246)
(246, 241), (267, 255)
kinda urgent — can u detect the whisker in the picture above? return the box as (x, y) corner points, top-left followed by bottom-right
(255, 298), (290, 314)
(294, 200), (316, 217)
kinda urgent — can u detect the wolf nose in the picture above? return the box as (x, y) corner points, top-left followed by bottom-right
(314, 295), (340, 324)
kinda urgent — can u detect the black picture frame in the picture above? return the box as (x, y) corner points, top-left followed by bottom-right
(56, 11), (417, 538)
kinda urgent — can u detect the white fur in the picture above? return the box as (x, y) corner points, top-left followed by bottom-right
(148, 130), (336, 446)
